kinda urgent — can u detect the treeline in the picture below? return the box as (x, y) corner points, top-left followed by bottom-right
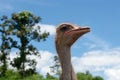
(0, 11), (104, 80)
(0, 69), (103, 80)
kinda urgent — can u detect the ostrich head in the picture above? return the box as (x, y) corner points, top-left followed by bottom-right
(55, 23), (90, 47)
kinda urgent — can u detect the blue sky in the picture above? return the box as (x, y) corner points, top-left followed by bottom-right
(1, 0), (120, 80)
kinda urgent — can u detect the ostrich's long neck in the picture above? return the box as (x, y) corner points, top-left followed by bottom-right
(56, 45), (77, 80)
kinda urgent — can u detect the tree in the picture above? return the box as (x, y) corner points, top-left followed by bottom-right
(1, 11), (49, 78)
(0, 15), (14, 76)
(50, 56), (61, 77)
(93, 76), (104, 80)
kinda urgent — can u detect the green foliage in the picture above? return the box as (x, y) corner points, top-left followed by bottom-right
(0, 69), (104, 80)
(77, 71), (92, 80)
(0, 69), (21, 80)
(0, 69), (58, 80)
(12, 11), (41, 26)
(46, 73), (58, 80)
(0, 69), (41, 80)
(23, 74), (44, 80)
(77, 71), (104, 80)
(93, 76), (104, 80)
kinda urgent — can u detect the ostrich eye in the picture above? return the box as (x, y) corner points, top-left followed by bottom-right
(60, 25), (71, 32)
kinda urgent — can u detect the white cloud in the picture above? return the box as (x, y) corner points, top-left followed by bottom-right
(105, 68), (120, 80)
(35, 51), (55, 75)
(35, 24), (56, 36)
(80, 50), (120, 67)
(72, 47), (120, 80)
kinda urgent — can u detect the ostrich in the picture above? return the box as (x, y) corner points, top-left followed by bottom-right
(55, 23), (90, 80)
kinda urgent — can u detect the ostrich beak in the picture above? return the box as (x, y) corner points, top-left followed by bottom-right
(65, 26), (90, 46)
(65, 27), (90, 35)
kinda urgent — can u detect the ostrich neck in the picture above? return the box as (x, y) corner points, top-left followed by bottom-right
(56, 45), (71, 69)
(56, 44), (77, 80)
